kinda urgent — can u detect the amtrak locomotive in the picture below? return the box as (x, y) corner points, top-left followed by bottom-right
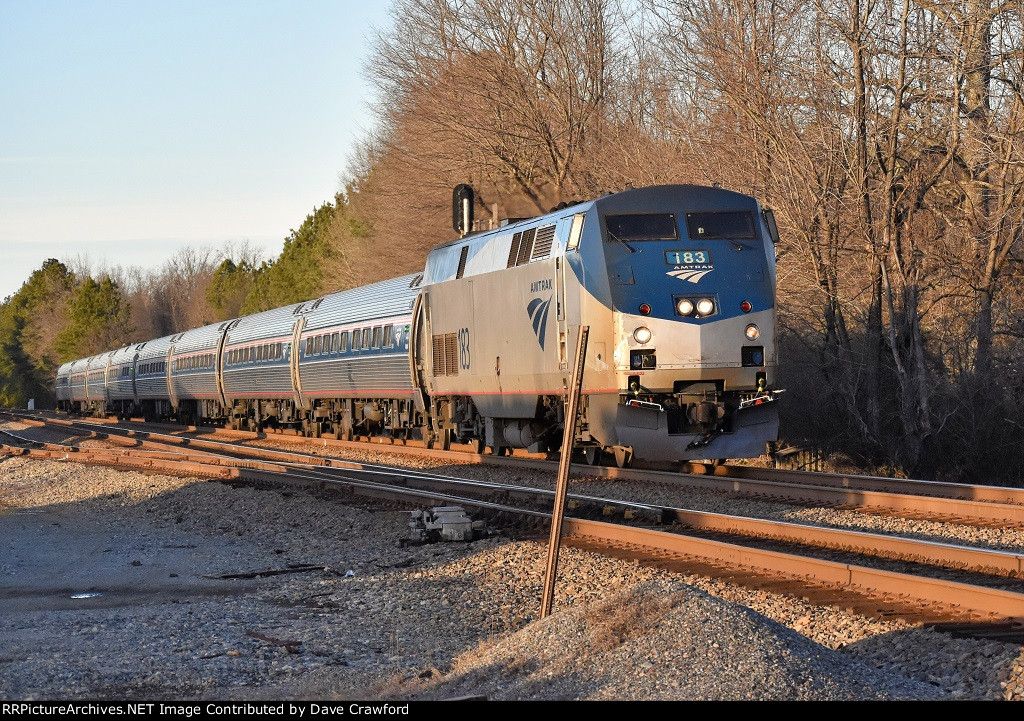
(56, 184), (781, 466)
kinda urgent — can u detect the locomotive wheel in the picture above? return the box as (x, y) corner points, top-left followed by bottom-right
(583, 447), (601, 465)
(614, 446), (633, 469)
(469, 438), (484, 455)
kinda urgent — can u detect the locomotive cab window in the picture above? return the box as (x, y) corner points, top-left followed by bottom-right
(685, 211), (756, 239)
(567, 213), (585, 251)
(605, 213), (678, 241)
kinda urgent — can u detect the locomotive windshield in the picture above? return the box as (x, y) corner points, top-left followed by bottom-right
(685, 211), (756, 239)
(605, 213), (678, 241)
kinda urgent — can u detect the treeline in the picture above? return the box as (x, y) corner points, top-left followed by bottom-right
(341, 0), (1023, 483)
(0, 196), (363, 409)
(3, 0), (1021, 483)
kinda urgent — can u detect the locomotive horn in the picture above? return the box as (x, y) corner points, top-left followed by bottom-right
(452, 184), (474, 236)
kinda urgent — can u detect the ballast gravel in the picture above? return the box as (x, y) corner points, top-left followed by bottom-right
(1, 446), (1022, 700)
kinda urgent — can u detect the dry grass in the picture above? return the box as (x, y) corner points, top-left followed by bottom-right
(585, 592), (675, 653)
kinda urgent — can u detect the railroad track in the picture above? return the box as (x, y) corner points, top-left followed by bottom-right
(3, 409), (1024, 636)
(11, 409), (1024, 528)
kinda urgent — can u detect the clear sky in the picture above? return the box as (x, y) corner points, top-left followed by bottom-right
(0, 0), (392, 300)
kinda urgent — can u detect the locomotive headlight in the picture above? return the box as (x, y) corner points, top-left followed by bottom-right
(633, 326), (653, 344)
(696, 298), (715, 316)
(745, 324), (760, 340)
(675, 298), (695, 316)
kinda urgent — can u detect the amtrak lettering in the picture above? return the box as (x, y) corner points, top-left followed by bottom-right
(530, 279), (553, 293)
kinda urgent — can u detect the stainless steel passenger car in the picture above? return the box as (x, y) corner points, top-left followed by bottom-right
(295, 275), (419, 439)
(168, 323), (225, 424)
(134, 335), (173, 421)
(221, 303), (300, 430)
(105, 345), (138, 418)
(56, 362), (72, 409)
(84, 354), (109, 412)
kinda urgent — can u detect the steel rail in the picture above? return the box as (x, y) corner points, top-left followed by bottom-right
(13, 409), (1024, 507)
(269, 461), (1024, 577)
(32, 411), (1024, 526)
(58, 427), (1015, 579)
(8, 420), (1024, 580)
(562, 518), (1024, 620)
(718, 464), (1024, 506)
(5, 434), (1024, 621)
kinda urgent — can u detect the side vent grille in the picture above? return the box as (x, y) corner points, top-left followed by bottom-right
(507, 232), (522, 268)
(432, 335), (444, 375)
(532, 225), (555, 260)
(431, 334), (459, 376)
(409, 274), (424, 288)
(444, 333), (458, 375)
(516, 228), (536, 266)
(456, 245), (469, 279)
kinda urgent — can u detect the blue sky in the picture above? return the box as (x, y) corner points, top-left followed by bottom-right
(0, 0), (392, 300)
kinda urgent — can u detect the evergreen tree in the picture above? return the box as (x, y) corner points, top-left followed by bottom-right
(241, 201), (340, 313)
(206, 258), (258, 321)
(54, 276), (133, 361)
(0, 259), (74, 406)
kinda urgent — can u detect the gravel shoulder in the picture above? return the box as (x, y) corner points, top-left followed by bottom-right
(1, 448), (1022, 700)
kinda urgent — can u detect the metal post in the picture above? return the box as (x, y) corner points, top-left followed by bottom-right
(540, 325), (589, 619)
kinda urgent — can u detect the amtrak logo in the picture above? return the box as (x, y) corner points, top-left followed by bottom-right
(668, 267), (714, 283)
(527, 296), (553, 350)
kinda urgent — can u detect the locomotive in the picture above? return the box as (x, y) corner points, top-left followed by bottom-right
(56, 184), (781, 466)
